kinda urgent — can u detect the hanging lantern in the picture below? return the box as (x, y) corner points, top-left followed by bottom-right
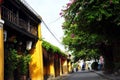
(26, 41), (32, 50)
(4, 30), (7, 42)
(0, 0), (3, 5)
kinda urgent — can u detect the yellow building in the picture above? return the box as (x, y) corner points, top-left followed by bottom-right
(0, 0), (43, 80)
(42, 40), (69, 79)
(0, 0), (71, 80)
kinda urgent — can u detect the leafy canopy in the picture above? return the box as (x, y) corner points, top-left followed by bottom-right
(61, 0), (120, 61)
(42, 40), (67, 57)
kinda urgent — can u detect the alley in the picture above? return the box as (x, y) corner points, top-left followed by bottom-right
(55, 71), (108, 80)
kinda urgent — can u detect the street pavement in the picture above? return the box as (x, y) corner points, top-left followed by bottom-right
(51, 70), (108, 80)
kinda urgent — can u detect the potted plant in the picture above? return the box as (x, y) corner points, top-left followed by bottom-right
(5, 48), (20, 80)
(18, 53), (31, 80)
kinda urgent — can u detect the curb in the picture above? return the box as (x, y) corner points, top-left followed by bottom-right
(48, 74), (69, 80)
(95, 71), (112, 80)
(94, 71), (120, 80)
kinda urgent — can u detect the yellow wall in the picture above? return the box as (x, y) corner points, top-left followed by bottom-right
(0, 6), (4, 80)
(29, 24), (44, 80)
(0, 22), (4, 80)
(63, 59), (68, 74)
(49, 56), (55, 77)
(68, 61), (72, 73)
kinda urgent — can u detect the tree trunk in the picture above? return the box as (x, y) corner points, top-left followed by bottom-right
(104, 45), (114, 74)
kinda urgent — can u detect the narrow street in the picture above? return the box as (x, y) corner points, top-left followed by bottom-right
(54, 71), (108, 80)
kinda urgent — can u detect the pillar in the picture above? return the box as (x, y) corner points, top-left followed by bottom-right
(59, 58), (62, 75)
(49, 55), (55, 77)
(63, 59), (68, 74)
(0, 19), (4, 80)
(29, 23), (44, 80)
(68, 61), (72, 73)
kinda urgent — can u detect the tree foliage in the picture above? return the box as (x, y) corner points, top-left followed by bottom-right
(42, 40), (67, 57)
(61, 0), (120, 61)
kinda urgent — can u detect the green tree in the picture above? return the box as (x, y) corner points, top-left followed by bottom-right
(61, 0), (120, 62)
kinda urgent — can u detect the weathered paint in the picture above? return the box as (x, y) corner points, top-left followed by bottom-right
(0, 19), (4, 80)
(29, 24), (44, 80)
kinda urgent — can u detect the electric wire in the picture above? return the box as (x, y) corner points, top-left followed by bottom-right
(48, 16), (62, 25)
(41, 19), (61, 44)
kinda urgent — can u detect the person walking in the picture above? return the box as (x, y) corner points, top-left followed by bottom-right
(98, 56), (104, 70)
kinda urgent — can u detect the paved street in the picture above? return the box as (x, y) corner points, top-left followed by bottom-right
(53, 70), (108, 80)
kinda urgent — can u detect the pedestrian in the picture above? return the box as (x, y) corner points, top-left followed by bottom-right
(82, 61), (86, 70)
(98, 56), (104, 70)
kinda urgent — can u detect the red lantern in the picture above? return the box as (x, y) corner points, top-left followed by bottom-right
(0, 0), (3, 4)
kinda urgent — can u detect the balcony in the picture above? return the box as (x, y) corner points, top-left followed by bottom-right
(1, 6), (38, 36)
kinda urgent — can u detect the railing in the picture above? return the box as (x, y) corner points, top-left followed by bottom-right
(19, 19), (28, 30)
(2, 6), (18, 24)
(1, 6), (37, 36)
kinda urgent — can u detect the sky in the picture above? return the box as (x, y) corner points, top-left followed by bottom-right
(26, 0), (69, 51)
